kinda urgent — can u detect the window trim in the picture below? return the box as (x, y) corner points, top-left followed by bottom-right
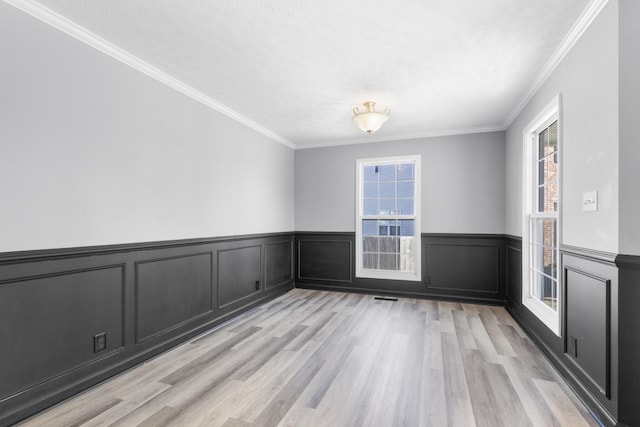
(522, 95), (562, 336)
(355, 155), (421, 281)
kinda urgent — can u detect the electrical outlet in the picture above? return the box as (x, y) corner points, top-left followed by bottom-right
(255, 280), (260, 290)
(94, 332), (107, 353)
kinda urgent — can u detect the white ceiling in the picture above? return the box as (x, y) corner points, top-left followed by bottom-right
(27, 0), (593, 149)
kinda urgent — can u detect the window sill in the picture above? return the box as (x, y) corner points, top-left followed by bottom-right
(356, 269), (421, 282)
(523, 297), (560, 336)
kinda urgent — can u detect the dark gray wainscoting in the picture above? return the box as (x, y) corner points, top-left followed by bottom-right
(295, 232), (506, 304)
(0, 233), (294, 427)
(615, 254), (640, 427)
(505, 235), (522, 309)
(506, 243), (621, 427)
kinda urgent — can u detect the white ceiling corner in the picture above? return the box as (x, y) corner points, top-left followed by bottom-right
(7, 0), (600, 150)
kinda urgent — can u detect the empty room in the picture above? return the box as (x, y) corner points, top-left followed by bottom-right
(1, 0), (639, 426)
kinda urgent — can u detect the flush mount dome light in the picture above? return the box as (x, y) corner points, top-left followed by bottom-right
(352, 101), (390, 134)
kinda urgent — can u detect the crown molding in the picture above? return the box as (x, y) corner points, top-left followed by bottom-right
(4, 0), (296, 149)
(503, 0), (610, 129)
(295, 124), (506, 150)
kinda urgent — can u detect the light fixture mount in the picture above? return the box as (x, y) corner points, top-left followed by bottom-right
(352, 101), (390, 134)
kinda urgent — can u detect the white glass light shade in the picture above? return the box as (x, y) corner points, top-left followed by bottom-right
(352, 101), (390, 134)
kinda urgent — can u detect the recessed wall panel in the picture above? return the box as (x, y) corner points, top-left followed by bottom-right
(298, 240), (352, 282)
(266, 240), (293, 289)
(136, 253), (212, 342)
(425, 244), (500, 294)
(218, 245), (262, 307)
(0, 266), (124, 399)
(565, 267), (610, 396)
(506, 243), (522, 306)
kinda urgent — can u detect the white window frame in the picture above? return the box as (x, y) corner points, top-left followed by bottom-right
(356, 155), (421, 281)
(522, 95), (561, 336)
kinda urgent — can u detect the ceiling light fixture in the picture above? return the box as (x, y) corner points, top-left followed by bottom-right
(352, 101), (390, 134)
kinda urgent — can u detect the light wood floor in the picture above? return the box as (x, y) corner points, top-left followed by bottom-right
(20, 289), (599, 427)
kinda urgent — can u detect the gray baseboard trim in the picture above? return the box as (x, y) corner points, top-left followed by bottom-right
(295, 282), (506, 306)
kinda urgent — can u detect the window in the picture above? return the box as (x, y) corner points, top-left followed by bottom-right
(522, 97), (560, 335)
(356, 155), (421, 281)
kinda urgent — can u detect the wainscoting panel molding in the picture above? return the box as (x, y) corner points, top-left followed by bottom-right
(505, 236), (522, 309)
(0, 265), (125, 401)
(136, 253), (213, 343)
(423, 236), (503, 295)
(0, 232), (294, 427)
(217, 245), (262, 308)
(265, 240), (294, 289)
(295, 233), (506, 304)
(564, 265), (610, 397)
(297, 235), (352, 283)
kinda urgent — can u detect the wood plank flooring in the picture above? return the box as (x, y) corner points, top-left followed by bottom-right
(19, 289), (600, 427)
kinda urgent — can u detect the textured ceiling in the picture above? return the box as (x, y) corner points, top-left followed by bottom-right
(32, 0), (591, 148)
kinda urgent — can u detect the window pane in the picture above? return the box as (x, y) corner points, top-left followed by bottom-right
(376, 219), (399, 237)
(543, 157), (559, 213)
(531, 272), (557, 311)
(399, 236), (414, 255)
(539, 183), (558, 213)
(399, 254), (414, 272)
(379, 198), (396, 213)
(363, 220), (378, 236)
(538, 127), (548, 160)
(379, 254), (398, 270)
(544, 278), (558, 311)
(531, 218), (556, 248)
(397, 198), (414, 215)
(531, 219), (543, 246)
(530, 217), (558, 313)
(543, 219), (557, 248)
(363, 253), (378, 269)
(380, 181), (395, 199)
(397, 181), (414, 198)
(363, 198), (378, 215)
(363, 181), (378, 198)
(362, 236), (378, 253)
(546, 121), (558, 155)
(379, 164), (396, 181)
(538, 159), (545, 187)
(398, 220), (415, 236)
(547, 246), (557, 279)
(379, 236), (399, 253)
(363, 165), (378, 182)
(397, 163), (414, 180)
(537, 120), (559, 213)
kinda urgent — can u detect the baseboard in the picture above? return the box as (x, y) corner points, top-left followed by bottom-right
(295, 282), (506, 306)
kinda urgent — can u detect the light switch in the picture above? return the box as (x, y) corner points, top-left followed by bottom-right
(583, 190), (598, 212)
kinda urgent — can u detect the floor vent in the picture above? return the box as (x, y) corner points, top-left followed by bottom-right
(374, 296), (398, 302)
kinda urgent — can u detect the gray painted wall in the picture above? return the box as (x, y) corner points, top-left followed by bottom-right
(0, 3), (294, 252)
(505, 0), (619, 253)
(618, 0), (640, 256)
(295, 132), (505, 233)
